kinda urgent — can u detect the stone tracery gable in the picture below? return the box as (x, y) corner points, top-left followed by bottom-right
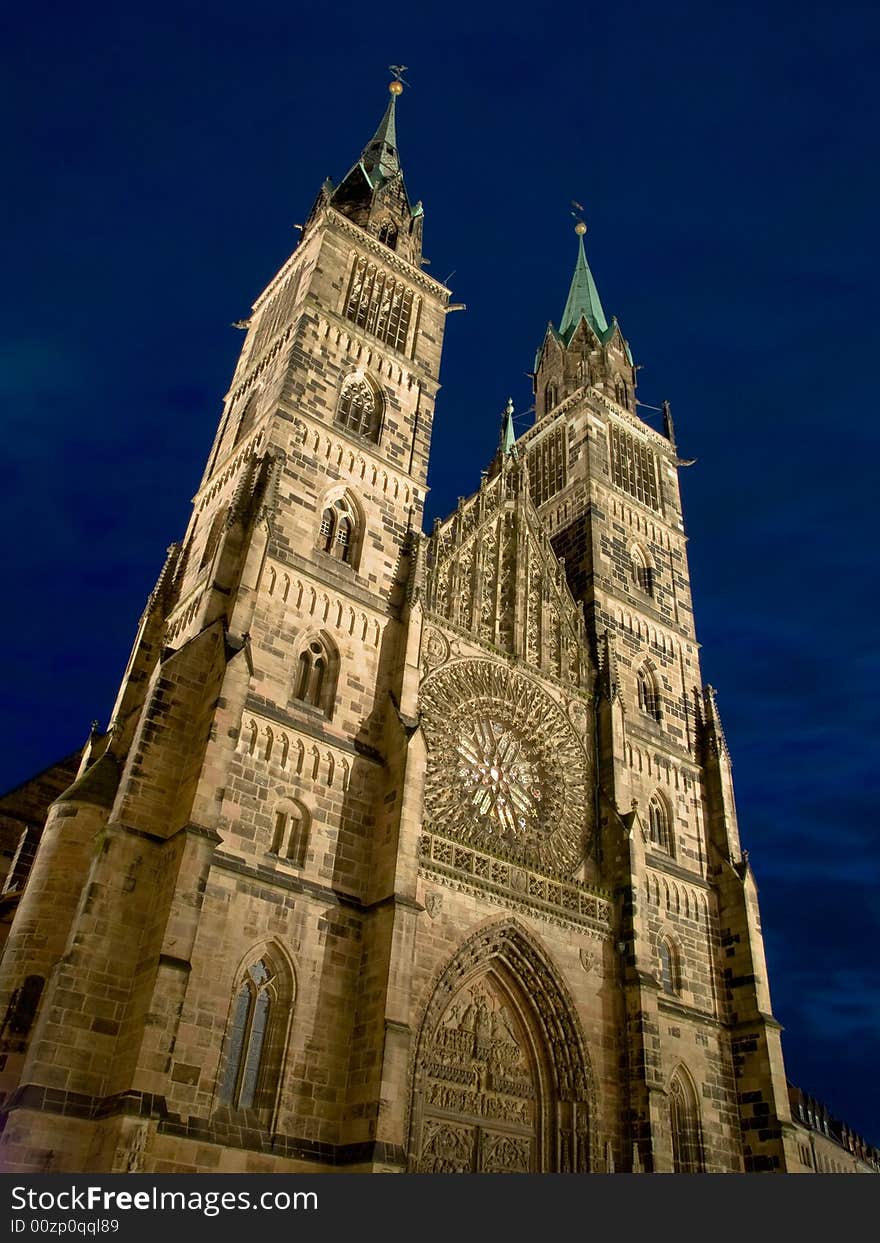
(422, 458), (590, 687)
(420, 659), (591, 875)
(408, 919), (597, 1173)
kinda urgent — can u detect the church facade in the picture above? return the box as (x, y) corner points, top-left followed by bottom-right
(0, 82), (809, 1174)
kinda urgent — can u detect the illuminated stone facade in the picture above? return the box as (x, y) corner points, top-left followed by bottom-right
(0, 86), (848, 1174)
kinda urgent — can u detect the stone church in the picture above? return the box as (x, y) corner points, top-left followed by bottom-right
(0, 79), (811, 1174)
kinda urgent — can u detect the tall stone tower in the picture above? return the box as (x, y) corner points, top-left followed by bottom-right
(0, 84), (802, 1174)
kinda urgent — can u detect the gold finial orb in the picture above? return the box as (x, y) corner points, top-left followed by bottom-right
(389, 80), (404, 95)
(574, 220), (587, 236)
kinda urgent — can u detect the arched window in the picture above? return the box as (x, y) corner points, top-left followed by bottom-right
(545, 382), (558, 414)
(658, 938), (679, 994)
(293, 634), (336, 716)
(317, 496), (360, 565)
(631, 545), (654, 596)
(648, 795), (672, 853)
(377, 221), (398, 250)
(218, 951), (292, 1115)
(669, 1071), (703, 1172)
(271, 800), (310, 866)
(337, 375), (381, 441)
(637, 666), (661, 721)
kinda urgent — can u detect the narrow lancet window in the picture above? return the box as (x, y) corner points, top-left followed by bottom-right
(637, 667), (661, 721)
(669, 1072), (703, 1172)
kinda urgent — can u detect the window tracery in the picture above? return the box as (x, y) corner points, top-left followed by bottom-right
(293, 634), (337, 716)
(344, 255), (415, 353)
(336, 375), (381, 441)
(218, 953), (292, 1115)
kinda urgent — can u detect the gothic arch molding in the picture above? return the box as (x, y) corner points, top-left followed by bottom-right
(407, 918), (598, 1173)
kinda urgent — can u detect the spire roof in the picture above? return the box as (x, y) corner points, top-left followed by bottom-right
(360, 93), (400, 185)
(335, 83), (403, 200)
(559, 233), (609, 343)
(329, 80), (414, 224)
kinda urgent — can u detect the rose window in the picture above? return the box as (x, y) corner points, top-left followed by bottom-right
(419, 659), (591, 873)
(455, 719), (543, 841)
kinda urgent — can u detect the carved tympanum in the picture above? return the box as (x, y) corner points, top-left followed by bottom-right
(415, 976), (536, 1173)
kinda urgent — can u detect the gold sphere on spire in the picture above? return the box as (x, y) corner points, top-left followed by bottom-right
(389, 80), (404, 95)
(574, 220), (587, 236)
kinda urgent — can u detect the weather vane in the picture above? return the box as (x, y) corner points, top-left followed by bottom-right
(389, 64), (411, 90)
(570, 199), (587, 235)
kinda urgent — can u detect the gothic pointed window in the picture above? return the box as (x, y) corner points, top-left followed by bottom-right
(293, 634), (337, 716)
(544, 382), (558, 415)
(218, 953), (292, 1115)
(631, 545), (654, 596)
(669, 1071), (703, 1172)
(637, 666), (661, 721)
(648, 795), (672, 853)
(337, 375), (381, 441)
(659, 938), (679, 994)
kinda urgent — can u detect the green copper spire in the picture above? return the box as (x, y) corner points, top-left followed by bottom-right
(500, 397), (518, 458)
(328, 75), (424, 263)
(558, 230), (609, 343)
(360, 87), (401, 186)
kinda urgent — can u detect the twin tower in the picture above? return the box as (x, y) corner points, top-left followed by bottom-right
(0, 81), (802, 1173)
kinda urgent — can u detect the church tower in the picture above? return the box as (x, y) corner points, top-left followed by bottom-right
(524, 221), (801, 1172)
(0, 78), (452, 1174)
(0, 85), (804, 1175)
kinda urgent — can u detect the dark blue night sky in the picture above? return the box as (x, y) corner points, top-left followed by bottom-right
(2, 2), (878, 1144)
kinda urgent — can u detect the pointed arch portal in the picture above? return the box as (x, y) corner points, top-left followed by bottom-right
(408, 920), (596, 1173)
